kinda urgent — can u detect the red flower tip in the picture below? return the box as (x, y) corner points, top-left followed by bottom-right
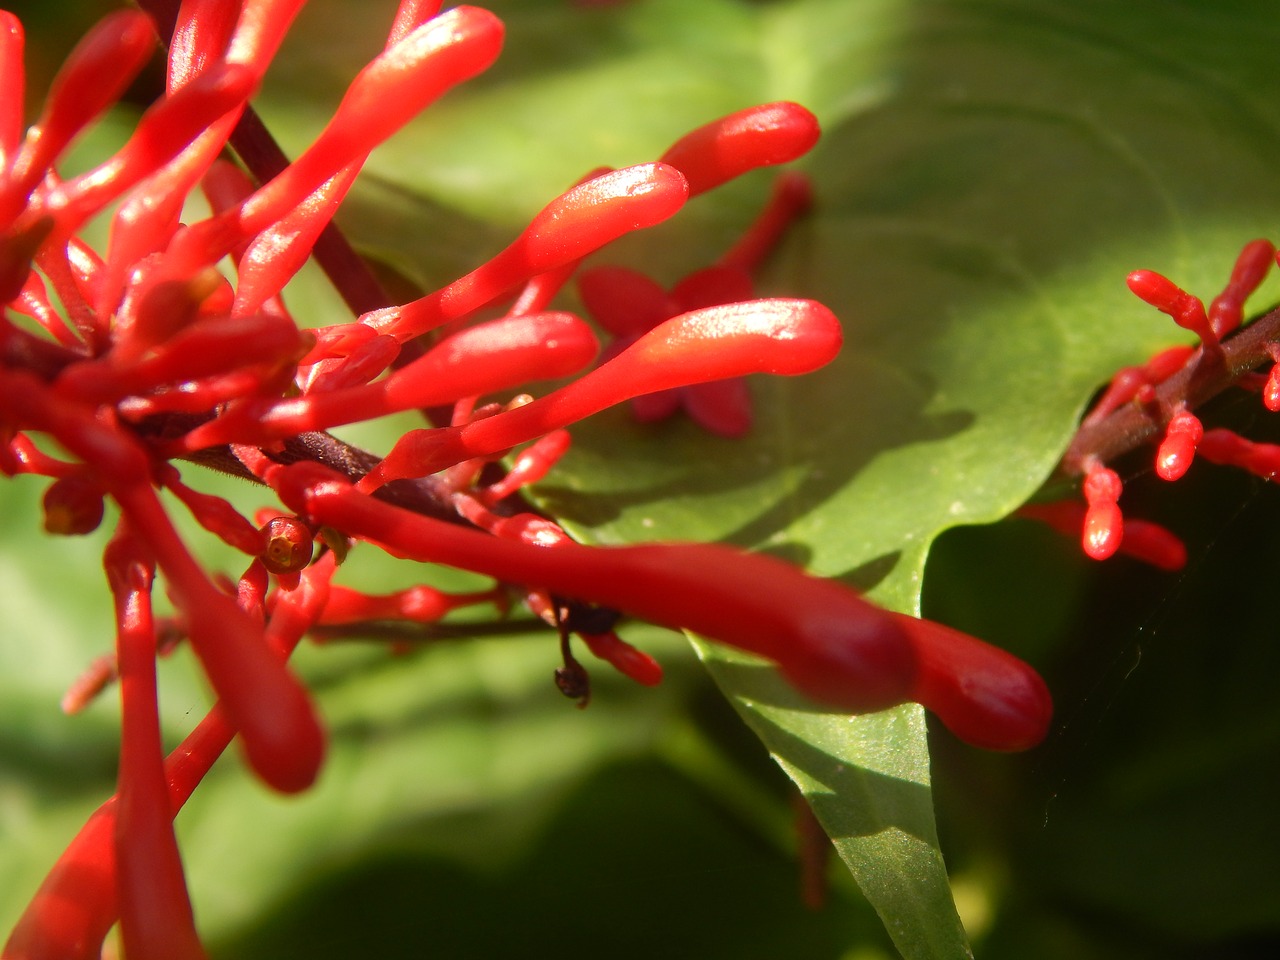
(1081, 463), (1123, 560)
(523, 162), (690, 270)
(173, 6), (504, 272)
(1155, 409), (1202, 481)
(894, 614), (1052, 751)
(1266, 363), (1280, 413)
(1126, 269), (1218, 349)
(363, 163), (689, 342)
(1019, 502), (1186, 572)
(659, 101), (821, 197)
(1208, 238), (1274, 337)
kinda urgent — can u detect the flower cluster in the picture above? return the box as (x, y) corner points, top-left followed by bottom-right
(1024, 238), (1280, 568)
(0, 2), (1052, 956)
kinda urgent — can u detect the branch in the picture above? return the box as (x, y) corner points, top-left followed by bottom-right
(1060, 304), (1280, 476)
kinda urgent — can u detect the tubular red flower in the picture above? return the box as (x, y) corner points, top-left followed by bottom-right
(168, 0), (242, 91)
(1126, 269), (1221, 356)
(718, 170), (813, 274)
(363, 163), (690, 341)
(35, 63), (257, 239)
(159, 466), (266, 556)
(478, 429), (572, 504)
(0, 10), (156, 224)
(115, 481), (326, 793)
(1208, 237), (1274, 337)
(576, 172), (808, 437)
(105, 529), (206, 960)
(10, 269), (82, 347)
(317, 582), (498, 625)
(279, 461), (1050, 747)
(4, 433), (77, 479)
(174, 311), (599, 450)
(228, 1), (456, 316)
(362, 297), (842, 485)
(1080, 344), (1194, 427)
(171, 6), (505, 270)
(276, 461), (920, 714)
(56, 311), (310, 404)
(580, 631), (664, 686)
(1, 372), (325, 793)
(1, 801), (119, 960)
(658, 102), (820, 197)
(2, 554), (336, 960)
(1117, 518), (1188, 572)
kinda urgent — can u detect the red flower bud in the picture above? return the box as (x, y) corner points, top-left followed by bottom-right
(38, 63), (257, 238)
(1081, 344), (1195, 426)
(1155, 409), (1202, 481)
(581, 631), (663, 686)
(1018, 502), (1186, 572)
(659, 102), (820, 197)
(318, 582), (498, 625)
(717, 170), (814, 274)
(259, 517), (314, 575)
(1081, 462), (1123, 560)
(1208, 237), (1274, 337)
(1126, 269), (1220, 353)
(42, 474), (106, 535)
